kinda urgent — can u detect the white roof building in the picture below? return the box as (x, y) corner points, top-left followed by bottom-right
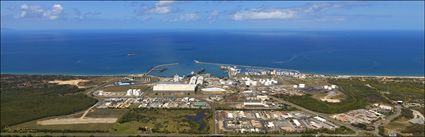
(153, 84), (196, 92)
(201, 87), (226, 92)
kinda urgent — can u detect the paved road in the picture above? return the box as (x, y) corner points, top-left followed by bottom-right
(370, 105), (402, 136)
(269, 96), (361, 136)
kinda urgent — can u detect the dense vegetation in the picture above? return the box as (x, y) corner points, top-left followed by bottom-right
(1, 74), (97, 129)
(117, 108), (212, 134)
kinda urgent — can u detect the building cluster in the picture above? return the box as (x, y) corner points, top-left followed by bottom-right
(218, 110), (338, 133)
(153, 84), (197, 92)
(243, 68), (303, 78)
(173, 74), (184, 82)
(322, 85), (338, 90)
(189, 75), (204, 85)
(269, 86), (305, 96)
(371, 103), (393, 114)
(332, 109), (385, 124)
(125, 89), (143, 96)
(95, 90), (119, 97)
(137, 96), (209, 109)
(221, 66), (241, 76)
(97, 96), (209, 109)
(98, 98), (138, 109)
(292, 83), (306, 89)
(241, 77), (278, 86)
(239, 90), (283, 109)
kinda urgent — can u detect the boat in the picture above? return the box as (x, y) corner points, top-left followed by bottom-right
(194, 68), (206, 75)
(127, 53), (137, 56)
(159, 68), (168, 73)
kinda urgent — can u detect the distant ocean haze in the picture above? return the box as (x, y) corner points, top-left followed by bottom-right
(1, 30), (424, 76)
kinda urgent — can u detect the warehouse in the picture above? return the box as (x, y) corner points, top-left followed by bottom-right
(153, 84), (197, 92)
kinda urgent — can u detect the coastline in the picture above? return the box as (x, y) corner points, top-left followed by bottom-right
(335, 74), (424, 79)
(1, 71), (423, 79)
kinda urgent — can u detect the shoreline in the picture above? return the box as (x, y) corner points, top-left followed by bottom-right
(334, 74), (424, 79)
(1, 72), (423, 79)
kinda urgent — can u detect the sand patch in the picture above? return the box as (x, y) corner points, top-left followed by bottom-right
(49, 79), (89, 88)
(37, 118), (117, 125)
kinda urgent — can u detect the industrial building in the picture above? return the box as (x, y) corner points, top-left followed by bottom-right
(153, 84), (197, 92)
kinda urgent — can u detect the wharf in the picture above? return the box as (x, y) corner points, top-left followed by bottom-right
(194, 60), (300, 73)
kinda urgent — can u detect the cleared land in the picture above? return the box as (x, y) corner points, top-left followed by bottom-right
(10, 109), (128, 133)
(48, 79), (89, 88)
(37, 118), (118, 125)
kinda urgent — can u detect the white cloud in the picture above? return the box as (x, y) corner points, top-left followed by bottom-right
(233, 9), (296, 21)
(73, 9), (101, 20)
(148, 0), (174, 14)
(158, 0), (174, 6)
(232, 3), (345, 21)
(43, 4), (64, 20)
(175, 13), (199, 21)
(209, 10), (219, 18)
(18, 4), (64, 20)
(148, 6), (170, 14)
(302, 3), (342, 13)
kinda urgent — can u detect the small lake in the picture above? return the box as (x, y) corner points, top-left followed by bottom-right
(186, 111), (207, 132)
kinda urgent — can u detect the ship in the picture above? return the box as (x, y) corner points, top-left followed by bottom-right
(159, 68), (168, 73)
(127, 52), (137, 56)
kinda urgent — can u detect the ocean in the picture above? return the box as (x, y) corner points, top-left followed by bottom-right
(1, 30), (424, 76)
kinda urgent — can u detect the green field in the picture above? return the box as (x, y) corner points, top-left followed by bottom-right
(115, 108), (213, 134)
(277, 78), (390, 114)
(1, 75), (97, 129)
(10, 120), (115, 133)
(9, 109), (128, 133)
(367, 79), (424, 101)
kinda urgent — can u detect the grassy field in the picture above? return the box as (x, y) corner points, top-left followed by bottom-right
(1, 75), (97, 129)
(284, 77), (330, 86)
(8, 109), (128, 133)
(10, 120), (115, 133)
(278, 78), (423, 114)
(367, 79), (424, 101)
(115, 108), (213, 134)
(384, 116), (411, 134)
(276, 78), (389, 114)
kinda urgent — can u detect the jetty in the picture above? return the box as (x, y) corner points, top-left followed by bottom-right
(129, 63), (179, 77)
(146, 63), (179, 75)
(194, 60), (300, 73)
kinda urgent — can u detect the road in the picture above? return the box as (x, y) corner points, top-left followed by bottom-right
(370, 105), (402, 136)
(80, 78), (120, 118)
(269, 96), (361, 136)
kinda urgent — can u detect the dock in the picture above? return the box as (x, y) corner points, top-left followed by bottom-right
(145, 63), (179, 75)
(194, 60), (300, 73)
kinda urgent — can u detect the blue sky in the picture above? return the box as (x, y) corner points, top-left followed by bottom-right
(1, 1), (424, 30)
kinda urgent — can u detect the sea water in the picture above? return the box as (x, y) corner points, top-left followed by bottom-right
(1, 30), (424, 76)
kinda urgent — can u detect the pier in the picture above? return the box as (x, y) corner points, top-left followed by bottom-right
(194, 60), (300, 73)
(129, 63), (179, 77)
(146, 63), (179, 75)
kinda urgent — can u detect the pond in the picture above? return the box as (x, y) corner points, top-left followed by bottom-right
(185, 111), (207, 132)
